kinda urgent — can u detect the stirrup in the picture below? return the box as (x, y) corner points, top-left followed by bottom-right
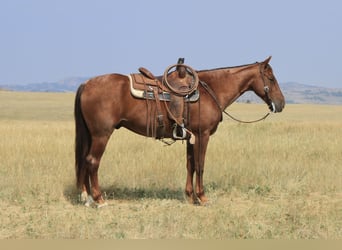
(172, 124), (186, 140)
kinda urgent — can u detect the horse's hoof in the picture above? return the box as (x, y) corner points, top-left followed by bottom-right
(84, 195), (95, 207)
(184, 192), (197, 205)
(198, 195), (210, 206)
(96, 202), (108, 209)
(185, 196), (195, 205)
(80, 191), (88, 203)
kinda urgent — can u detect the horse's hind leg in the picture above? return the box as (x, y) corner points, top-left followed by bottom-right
(85, 135), (110, 207)
(80, 173), (93, 206)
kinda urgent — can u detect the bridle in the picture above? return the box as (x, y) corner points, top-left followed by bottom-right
(259, 63), (276, 113)
(200, 62), (273, 124)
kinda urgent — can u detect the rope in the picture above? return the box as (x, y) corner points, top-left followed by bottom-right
(162, 64), (199, 96)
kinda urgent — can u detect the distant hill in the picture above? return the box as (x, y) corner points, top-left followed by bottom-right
(238, 82), (342, 105)
(279, 82), (342, 104)
(1, 78), (341, 105)
(0, 77), (88, 92)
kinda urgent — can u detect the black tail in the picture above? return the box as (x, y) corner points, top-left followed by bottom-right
(74, 84), (91, 188)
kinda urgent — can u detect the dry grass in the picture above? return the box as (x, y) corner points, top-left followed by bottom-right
(0, 90), (341, 239)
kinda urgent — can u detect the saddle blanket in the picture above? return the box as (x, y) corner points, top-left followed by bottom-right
(127, 74), (199, 102)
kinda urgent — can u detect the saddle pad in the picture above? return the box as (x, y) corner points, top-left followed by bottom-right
(128, 74), (199, 102)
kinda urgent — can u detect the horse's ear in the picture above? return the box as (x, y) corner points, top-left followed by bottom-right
(263, 56), (272, 66)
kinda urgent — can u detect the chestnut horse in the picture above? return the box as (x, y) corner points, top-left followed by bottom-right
(74, 56), (285, 207)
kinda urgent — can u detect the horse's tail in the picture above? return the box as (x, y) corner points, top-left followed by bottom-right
(74, 84), (91, 189)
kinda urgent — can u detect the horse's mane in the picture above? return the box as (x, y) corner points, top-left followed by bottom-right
(197, 62), (259, 73)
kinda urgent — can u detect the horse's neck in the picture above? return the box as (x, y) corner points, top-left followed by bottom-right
(198, 65), (257, 109)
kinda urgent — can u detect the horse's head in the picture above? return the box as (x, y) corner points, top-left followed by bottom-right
(253, 56), (285, 113)
(163, 58), (199, 95)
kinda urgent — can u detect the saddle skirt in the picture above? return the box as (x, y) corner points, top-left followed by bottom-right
(128, 73), (199, 102)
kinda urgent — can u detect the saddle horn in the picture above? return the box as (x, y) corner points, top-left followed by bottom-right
(176, 58), (186, 78)
(177, 58), (185, 64)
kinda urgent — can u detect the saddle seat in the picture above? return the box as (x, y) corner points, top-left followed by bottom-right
(131, 67), (169, 92)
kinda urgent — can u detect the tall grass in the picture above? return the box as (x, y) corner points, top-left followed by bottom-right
(0, 91), (341, 239)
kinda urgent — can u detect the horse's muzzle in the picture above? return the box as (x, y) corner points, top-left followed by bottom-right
(269, 100), (285, 113)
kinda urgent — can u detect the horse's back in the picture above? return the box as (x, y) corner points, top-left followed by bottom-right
(82, 73), (128, 99)
(83, 73), (127, 90)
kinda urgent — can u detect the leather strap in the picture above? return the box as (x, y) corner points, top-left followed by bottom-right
(152, 87), (164, 139)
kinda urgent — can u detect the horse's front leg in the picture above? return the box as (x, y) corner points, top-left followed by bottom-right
(185, 140), (196, 204)
(194, 133), (210, 205)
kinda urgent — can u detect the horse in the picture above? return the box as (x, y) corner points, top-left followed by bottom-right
(74, 56), (285, 207)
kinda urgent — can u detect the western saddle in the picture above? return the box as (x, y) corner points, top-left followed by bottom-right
(128, 58), (199, 142)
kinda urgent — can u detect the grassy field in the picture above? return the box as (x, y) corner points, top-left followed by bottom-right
(0, 90), (341, 239)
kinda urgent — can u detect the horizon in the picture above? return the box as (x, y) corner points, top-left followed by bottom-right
(2, 76), (341, 90)
(1, 0), (341, 88)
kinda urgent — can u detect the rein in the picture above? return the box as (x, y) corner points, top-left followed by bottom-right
(223, 110), (270, 123)
(199, 80), (270, 124)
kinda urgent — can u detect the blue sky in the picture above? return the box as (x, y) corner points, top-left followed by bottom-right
(1, 0), (341, 88)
